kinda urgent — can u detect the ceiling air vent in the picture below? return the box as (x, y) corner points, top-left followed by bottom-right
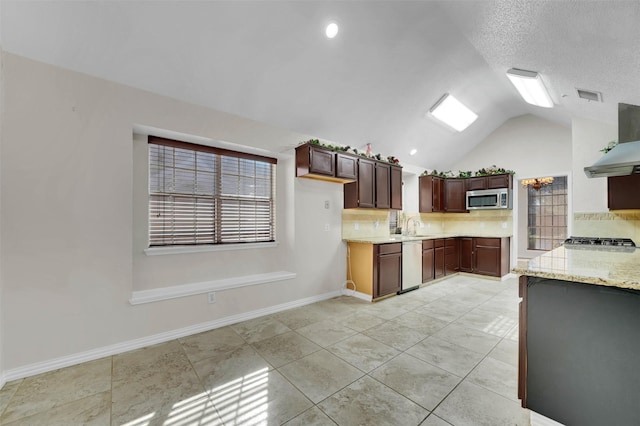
(576, 88), (603, 102)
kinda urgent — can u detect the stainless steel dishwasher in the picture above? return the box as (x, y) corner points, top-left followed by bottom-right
(400, 240), (421, 294)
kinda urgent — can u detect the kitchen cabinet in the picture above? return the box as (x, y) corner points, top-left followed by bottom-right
(466, 174), (513, 191)
(344, 158), (375, 208)
(459, 237), (473, 272)
(375, 163), (391, 209)
(444, 178), (467, 212)
(375, 243), (402, 297)
(419, 175), (445, 212)
(422, 239), (435, 283)
(295, 143), (357, 183)
(519, 275), (640, 425)
(336, 153), (358, 180)
(344, 159), (402, 210)
(346, 242), (401, 300)
(487, 174), (512, 189)
(444, 238), (459, 275)
(458, 237), (510, 277)
(390, 166), (403, 210)
(608, 174), (640, 210)
(434, 239), (445, 279)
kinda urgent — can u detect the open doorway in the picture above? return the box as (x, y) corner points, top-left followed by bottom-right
(517, 175), (571, 259)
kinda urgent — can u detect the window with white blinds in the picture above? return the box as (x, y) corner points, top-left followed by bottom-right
(148, 136), (276, 247)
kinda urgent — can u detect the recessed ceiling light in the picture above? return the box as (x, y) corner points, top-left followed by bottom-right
(506, 68), (553, 108)
(429, 94), (478, 132)
(326, 22), (339, 39)
(409, 149), (417, 156)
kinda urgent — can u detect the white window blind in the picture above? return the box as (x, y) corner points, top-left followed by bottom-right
(148, 136), (276, 247)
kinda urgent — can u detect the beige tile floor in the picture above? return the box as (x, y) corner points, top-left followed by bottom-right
(0, 274), (530, 426)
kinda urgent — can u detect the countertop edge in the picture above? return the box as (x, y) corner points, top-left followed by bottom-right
(343, 234), (512, 244)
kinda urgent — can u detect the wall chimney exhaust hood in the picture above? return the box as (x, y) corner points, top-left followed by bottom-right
(585, 103), (640, 178)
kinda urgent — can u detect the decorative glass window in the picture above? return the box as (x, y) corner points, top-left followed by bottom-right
(148, 136), (276, 246)
(527, 176), (567, 250)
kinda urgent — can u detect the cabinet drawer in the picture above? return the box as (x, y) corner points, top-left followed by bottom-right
(378, 242), (402, 254)
(434, 239), (445, 248)
(422, 239), (434, 250)
(475, 237), (500, 247)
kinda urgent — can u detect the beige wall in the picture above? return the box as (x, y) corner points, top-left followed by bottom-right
(0, 53), (347, 373)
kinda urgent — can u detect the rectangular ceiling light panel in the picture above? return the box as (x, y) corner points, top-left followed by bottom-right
(429, 94), (478, 132)
(506, 68), (553, 108)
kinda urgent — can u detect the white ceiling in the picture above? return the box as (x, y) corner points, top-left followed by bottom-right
(2, 0), (640, 169)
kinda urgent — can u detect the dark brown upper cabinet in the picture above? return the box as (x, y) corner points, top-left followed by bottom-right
(608, 174), (640, 210)
(444, 178), (467, 213)
(465, 174), (513, 191)
(336, 153), (358, 180)
(344, 159), (402, 210)
(295, 143), (357, 183)
(390, 166), (403, 210)
(419, 175), (445, 212)
(375, 163), (391, 209)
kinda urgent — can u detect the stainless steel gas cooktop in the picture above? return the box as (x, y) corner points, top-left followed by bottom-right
(563, 236), (636, 252)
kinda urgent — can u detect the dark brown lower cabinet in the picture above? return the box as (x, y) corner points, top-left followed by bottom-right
(444, 238), (459, 275)
(374, 243), (402, 298)
(458, 236), (510, 277)
(422, 239), (435, 283)
(434, 239), (445, 279)
(459, 237), (473, 272)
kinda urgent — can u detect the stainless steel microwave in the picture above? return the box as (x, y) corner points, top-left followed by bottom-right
(466, 188), (512, 210)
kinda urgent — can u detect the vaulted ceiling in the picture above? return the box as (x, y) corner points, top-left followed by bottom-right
(2, 1), (640, 169)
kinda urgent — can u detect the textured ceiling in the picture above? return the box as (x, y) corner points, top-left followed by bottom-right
(2, 1), (640, 169)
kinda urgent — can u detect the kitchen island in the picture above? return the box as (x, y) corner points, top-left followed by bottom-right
(513, 247), (640, 426)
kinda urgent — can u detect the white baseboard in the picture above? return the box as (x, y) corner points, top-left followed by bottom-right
(0, 373), (6, 390)
(2, 289), (341, 383)
(130, 270), (296, 305)
(341, 288), (372, 302)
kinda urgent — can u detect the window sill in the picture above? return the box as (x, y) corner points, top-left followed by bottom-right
(144, 241), (278, 256)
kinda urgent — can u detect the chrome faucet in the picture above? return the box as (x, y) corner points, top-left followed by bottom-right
(404, 216), (421, 236)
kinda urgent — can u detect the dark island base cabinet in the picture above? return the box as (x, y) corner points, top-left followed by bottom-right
(460, 237), (510, 277)
(519, 276), (640, 425)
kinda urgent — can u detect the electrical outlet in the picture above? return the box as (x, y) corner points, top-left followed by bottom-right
(324, 223), (330, 231)
(208, 292), (216, 304)
(502, 222), (508, 229)
(374, 220), (379, 229)
(324, 200), (330, 209)
(354, 222), (359, 230)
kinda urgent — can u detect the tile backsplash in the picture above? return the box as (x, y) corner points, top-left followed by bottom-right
(342, 209), (391, 239)
(342, 208), (513, 239)
(573, 211), (640, 242)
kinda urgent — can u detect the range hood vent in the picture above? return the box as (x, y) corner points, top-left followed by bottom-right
(584, 103), (640, 178)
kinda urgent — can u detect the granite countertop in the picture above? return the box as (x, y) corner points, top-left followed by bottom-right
(343, 233), (512, 244)
(513, 246), (640, 291)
